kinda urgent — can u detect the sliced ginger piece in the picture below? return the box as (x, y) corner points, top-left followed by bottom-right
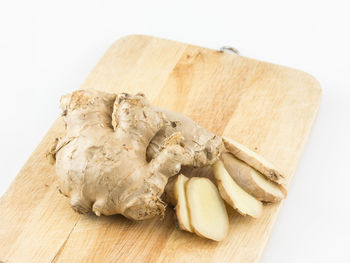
(213, 161), (263, 218)
(186, 177), (229, 241)
(173, 174), (193, 232)
(221, 152), (286, 202)
(223, 137), (285, 185)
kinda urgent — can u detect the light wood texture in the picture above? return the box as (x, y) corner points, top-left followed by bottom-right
(0, 35), (321, 263)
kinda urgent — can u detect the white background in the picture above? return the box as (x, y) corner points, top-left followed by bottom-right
(0, 1), (349, 262)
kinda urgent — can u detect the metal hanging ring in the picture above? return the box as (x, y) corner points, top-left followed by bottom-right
(219, 46), (240, 55)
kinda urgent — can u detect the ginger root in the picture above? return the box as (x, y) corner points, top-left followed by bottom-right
(147, 108), (224, 168)
(48, 89), (288, 242)
(49, 90), (185, 220)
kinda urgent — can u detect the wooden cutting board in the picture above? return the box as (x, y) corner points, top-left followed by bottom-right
(0, 35), (321, 263)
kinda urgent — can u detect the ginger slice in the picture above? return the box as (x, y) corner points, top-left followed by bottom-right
(223, 137), (285, 185)
(173, 174), (193, 232)
(213, 161), (263, 218)
(186, 177), (229, 241)
(221, 152), (286, 202)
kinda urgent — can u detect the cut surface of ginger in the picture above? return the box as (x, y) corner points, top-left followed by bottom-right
(214, 161), (262, 218)
(221, 152), (285, 202)
(174, 174), (192, 232)
(186, 177), (229, 241)
(251, 168), (285, 200)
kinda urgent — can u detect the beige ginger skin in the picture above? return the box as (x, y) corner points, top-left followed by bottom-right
(50, 90), (186, 220)
(147, 108), (224, 168)
(222, 137), (286, 185)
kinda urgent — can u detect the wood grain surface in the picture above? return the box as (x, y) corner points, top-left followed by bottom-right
(0, 35), (321, 263)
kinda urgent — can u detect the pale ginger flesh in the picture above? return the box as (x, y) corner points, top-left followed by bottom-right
(221, 152), (286, 202)
(223, 137), (285, 185)
(173, 174), (193, 232)
(50, 90), (186, 220)
(186, 177), (229, 241)
(213, 161), (263, 218)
